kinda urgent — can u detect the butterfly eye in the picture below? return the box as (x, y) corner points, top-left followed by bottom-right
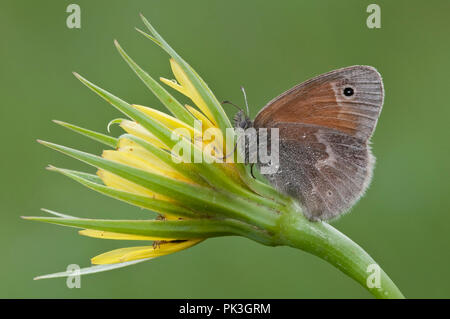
(343, 87), (354, 97)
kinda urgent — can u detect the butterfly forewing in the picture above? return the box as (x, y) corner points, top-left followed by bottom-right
(253, 66), (384, 221)
(255, 66), (383, 141)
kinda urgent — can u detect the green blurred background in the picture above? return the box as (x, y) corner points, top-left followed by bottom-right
(1, 0), (449, 298)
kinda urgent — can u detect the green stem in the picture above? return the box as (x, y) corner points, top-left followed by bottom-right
(275, 201), (404, 299)
(242, 200), (404, 299)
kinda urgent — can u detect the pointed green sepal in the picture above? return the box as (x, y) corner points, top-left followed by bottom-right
(138, 14), (232, 135)
(47, 165), (200, 218)
(114, 40), (196, 126)
(53, 120), (118, 148)
(22, 216), (234, 239)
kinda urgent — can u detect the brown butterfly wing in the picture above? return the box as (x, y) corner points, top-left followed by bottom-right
(254, 66), (383, 221)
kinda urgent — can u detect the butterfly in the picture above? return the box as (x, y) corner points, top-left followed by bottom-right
(234, 66), (384, 221)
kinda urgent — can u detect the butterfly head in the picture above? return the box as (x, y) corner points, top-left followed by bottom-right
(233, 110), (253, 130)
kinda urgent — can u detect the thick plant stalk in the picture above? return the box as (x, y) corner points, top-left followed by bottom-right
(202, 198), (405, 299)
(273, 201), (404, 299)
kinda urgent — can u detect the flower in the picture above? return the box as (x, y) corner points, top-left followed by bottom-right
(25, 14), (288, 279)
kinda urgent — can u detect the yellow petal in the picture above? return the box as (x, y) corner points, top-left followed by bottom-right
(91, 239), (203, 264)
(117, 140), (174, 171)
(123, 146), (192, 183)
(117, 137), (181, 165)
(169, 58), (217, 126)
(185, 105), (227, 158)
(94, 170), (181, 219)
(132, 104), (197, 139)
(102, 148), (184, 182)
(97, 169), (166, 200)
(119, 120), (168, 150)
(203, 127), (225, 158)
(185, 105), (215, 131)
(159, 77), (188, 96)
(79, 229), (175, 241)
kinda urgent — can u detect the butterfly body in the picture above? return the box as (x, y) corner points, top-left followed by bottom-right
(238, 66), (384, 221)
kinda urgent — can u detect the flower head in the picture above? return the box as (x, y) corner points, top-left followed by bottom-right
(25, 14), (287, 279)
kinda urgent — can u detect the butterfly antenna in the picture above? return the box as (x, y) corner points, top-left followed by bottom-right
(221, 100), (244, 113)
(241, 86), (250, 116)
(218, 134), (244, 160)
(218, 141), (239, 160)
(250, 163), (257, 179)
